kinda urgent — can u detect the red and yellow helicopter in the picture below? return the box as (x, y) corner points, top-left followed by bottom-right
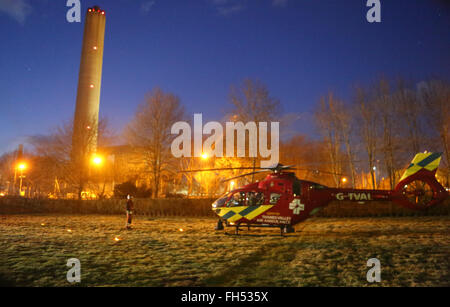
(192, 152), (448, 235)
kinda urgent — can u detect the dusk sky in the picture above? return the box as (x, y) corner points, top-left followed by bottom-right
(0, 0), (449, 154)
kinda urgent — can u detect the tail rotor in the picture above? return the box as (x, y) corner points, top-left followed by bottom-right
(393, 152), (448, 210)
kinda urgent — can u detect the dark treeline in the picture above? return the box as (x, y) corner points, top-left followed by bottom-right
(0, 77), (448, 199)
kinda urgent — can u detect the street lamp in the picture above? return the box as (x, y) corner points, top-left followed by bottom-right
(201, 153), (208, 160)
(17, 163), (27, 196)
(91, 155), (103, 166)
(373, 166), (377, 189)
(90, 154), (106, 199)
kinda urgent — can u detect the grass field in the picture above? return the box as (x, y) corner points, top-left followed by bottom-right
(0, 214), (449, 287)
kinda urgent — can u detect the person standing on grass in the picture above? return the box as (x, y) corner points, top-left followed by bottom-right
(126, 194), (134, 229)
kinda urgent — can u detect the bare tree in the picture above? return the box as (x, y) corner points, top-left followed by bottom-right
(329, 96), (357, 188)
(394, 78), (423, 153)
(374, 77), (402, 189)
(314, 93), (343, 187)
(229, 79), (281, 180)
(230, 79), (281, 123)
(421, 79), (450, 186)
(281, 134), (342, 187)
(354, 86), (378, 189)
(0, 151), (16, 194)
(125, 87), (185, 198)
(30, 118), (111, 198)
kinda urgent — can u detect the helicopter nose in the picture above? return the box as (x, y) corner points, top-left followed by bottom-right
(212, 194), (230, 209)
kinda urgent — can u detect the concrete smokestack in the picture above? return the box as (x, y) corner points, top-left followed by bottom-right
(72, 6), (106, 162)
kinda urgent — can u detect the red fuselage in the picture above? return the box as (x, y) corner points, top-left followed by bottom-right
(212, 172), (447, 227)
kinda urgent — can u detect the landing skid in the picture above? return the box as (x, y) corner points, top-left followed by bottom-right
(218, 222), (295, 236)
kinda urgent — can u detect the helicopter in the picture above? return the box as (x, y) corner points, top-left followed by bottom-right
(187, 152), (448, 235)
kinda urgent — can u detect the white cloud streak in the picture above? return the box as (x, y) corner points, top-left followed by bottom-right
(141, 1), (155, 14)
(0, 0), (32, 25)
(272, 0), (288, 7)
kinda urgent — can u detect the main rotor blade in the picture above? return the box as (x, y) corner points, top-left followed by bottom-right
(220, 170), (269, 183)
(180, 164), (297, 173)
(295, 168), (347, 177)
(181, 167), (258, 173)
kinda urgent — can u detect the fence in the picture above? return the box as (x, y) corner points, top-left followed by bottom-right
(0, 197), (448, 217)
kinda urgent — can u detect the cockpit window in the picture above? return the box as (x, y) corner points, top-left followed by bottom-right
(212, 193), (231, 208)
(227, 191), (246, 207)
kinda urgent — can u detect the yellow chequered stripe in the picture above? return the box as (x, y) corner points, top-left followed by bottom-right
(399, 152), (442, 182)
(215, 205), (274, 223)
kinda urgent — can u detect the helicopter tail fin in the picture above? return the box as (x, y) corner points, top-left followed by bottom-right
(398, 152), (442, 183)
(393, 152), (448, 210)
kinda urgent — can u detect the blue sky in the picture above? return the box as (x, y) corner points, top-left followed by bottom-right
(0, 0), (449, 154)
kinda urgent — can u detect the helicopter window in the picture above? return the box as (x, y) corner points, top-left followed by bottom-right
(212, 194), (230, 208)
(246, 192), (264, 206)
(310, 183), (328, 190)
(293, 180), (301, 196)
(227, 192), (246, 207)
(269, 193), (281, 204)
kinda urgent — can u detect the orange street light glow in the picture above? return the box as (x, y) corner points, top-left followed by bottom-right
(201, 153), (208, 159)
(92, 155), (103, 165)
(114, 236), (121, 242)
(67, 229), (72, 233)
(18, 163), (26, 170)
(179, 228), (184, 232)
(341, 177), (347, 183)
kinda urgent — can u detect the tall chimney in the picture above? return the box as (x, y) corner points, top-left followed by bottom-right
(72, 6), (106, 162)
